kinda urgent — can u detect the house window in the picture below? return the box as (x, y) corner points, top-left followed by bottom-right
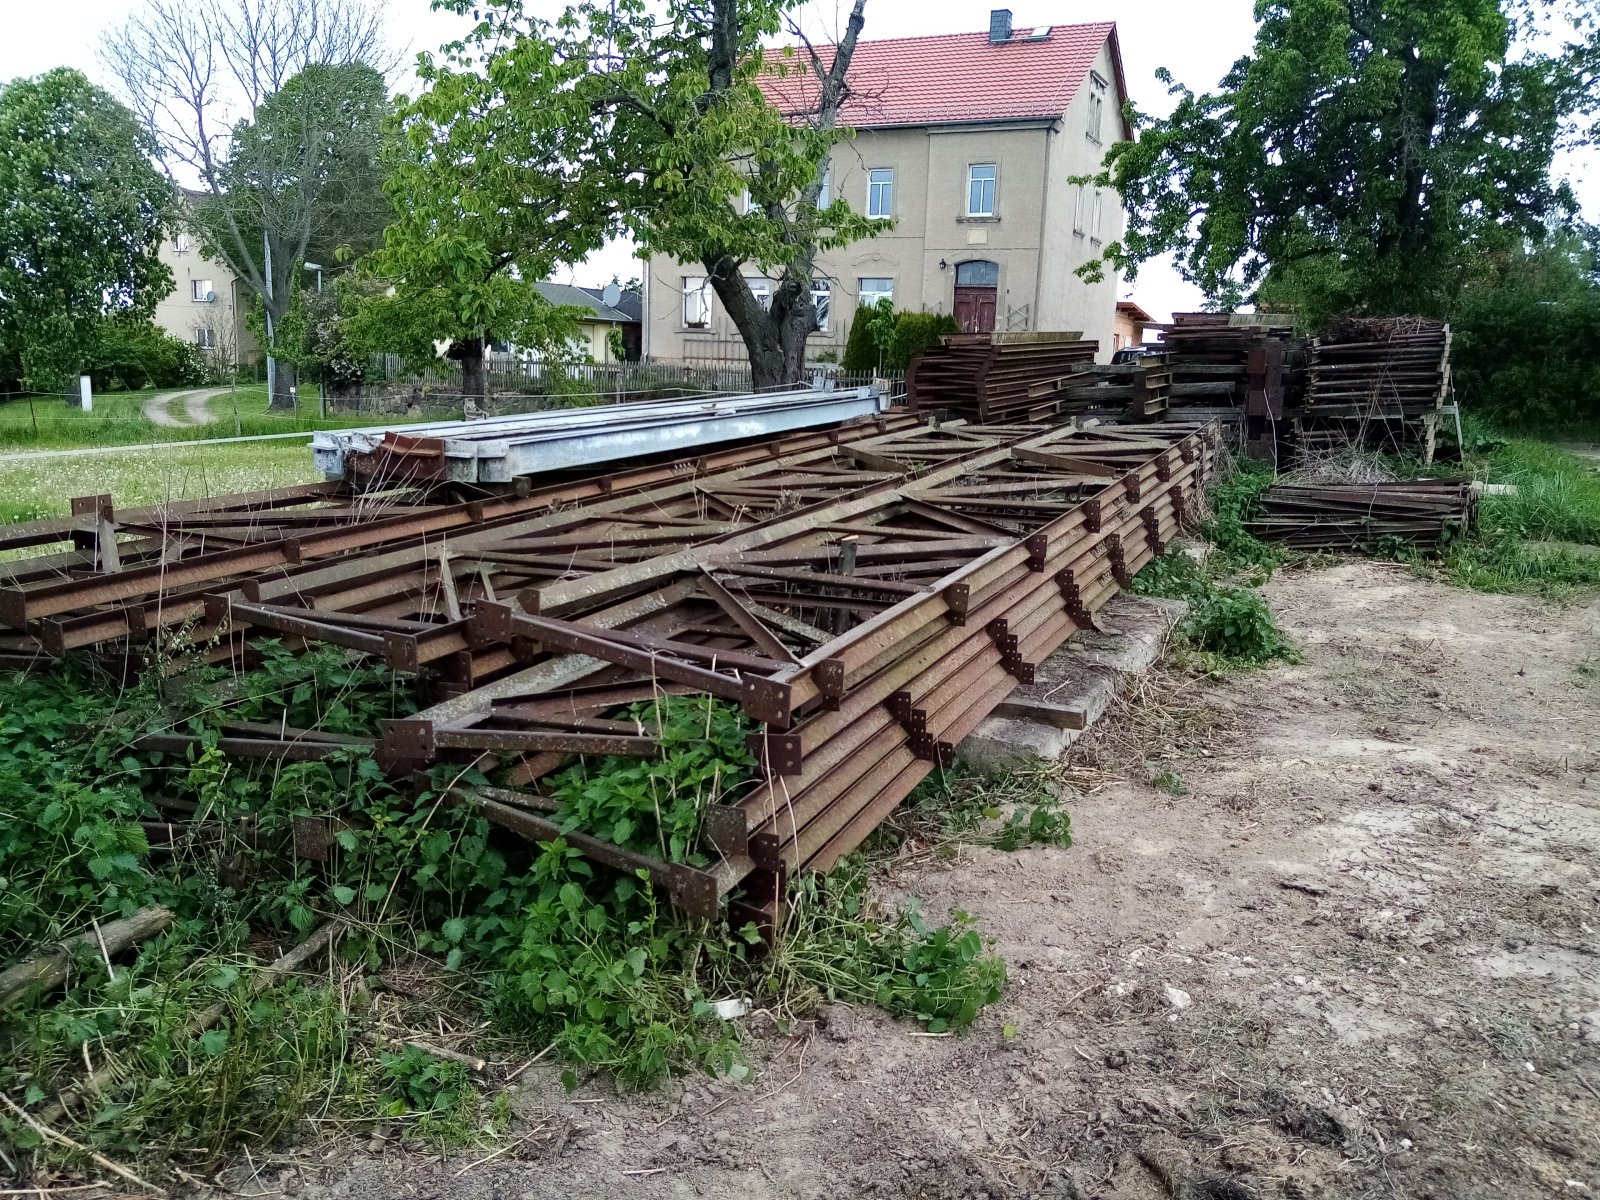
(682, 276), (710, 328)
(1072, 185), (1086, 234)
(174, 233), (190, 254)
(867, 168), (893, 219)
(858, 278), (893, 309)
(967, 163), (997, 217)
(955, 260), (999, 288)
(1088, 72), (1108, 143)
(192, 279), (214, 302)
(817, 164), (832, 207)
(195, 326), (216, 350)
(738, 187), (753, 214)
(744, 276), (772, 311)
(1091, 190), (1104, 242)
(811, 280), (831, 332)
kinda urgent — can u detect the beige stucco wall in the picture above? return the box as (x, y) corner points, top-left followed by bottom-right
(1036, 38), (1126, 360)
(642, 35), (1127, 364)
(152, 235), (259, 365)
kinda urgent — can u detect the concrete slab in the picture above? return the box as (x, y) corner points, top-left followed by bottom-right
(958, 594), (1187, 770)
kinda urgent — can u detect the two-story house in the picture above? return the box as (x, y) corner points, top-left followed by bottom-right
(151, 225), (258, 368)
(642, 11), (1132, 364)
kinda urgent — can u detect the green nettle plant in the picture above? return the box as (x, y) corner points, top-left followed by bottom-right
(548, 696), (754, 864)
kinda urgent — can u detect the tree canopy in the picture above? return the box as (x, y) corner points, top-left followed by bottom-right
(0, 69), (173, 390)
(404, 0), (876, 389)
(1098, 0), (1600, 321)
(106, 0), (393, 406)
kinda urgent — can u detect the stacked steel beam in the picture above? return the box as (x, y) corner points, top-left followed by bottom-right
(906, 333), (1099, 423)
(312, 386), (890, 487)
(1298, 318), (1451, 455)
(1158, 312), (1306, 412)
(1245, 479), (1476, 551)
(0, 414), (1217, 927)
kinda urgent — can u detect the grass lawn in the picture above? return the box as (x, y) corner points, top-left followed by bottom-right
(1438, 426), (1600, 597)
(0, 383), (442, 452)
(0, 439), (321, 523)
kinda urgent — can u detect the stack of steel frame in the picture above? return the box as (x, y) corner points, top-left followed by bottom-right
(1298, 318), (1451, 456)
(1245, 479), (1476, 551)
(906, 332), (1100, 423)
(312, 386), (891, 487)
(0, 413), (1218, 928)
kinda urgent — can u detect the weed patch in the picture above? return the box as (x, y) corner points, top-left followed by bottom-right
(876, 760), (1073, 856)
(1, 657), (1009, 1184)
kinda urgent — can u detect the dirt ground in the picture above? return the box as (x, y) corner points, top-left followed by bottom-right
(264, 561), (1598, 1200)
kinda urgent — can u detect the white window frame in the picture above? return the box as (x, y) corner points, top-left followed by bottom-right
(1088, 71), (1109, 144)
(744, 275), (772, 311)
(1072, 185), (1086, 235)
(966, 163), (997, 218)
(174, 233), (191, 254)
(195, 326), (216, 350)
(867, 168), (893, 220)
(1091, 190), (1105, 242)
(857, 277), (894, 309)
(738, 187), (754, 214)
(682, 276), (710, 328)
(191, 279), (214, 302)
(811, 279), (831, 332)
(817, 164), (832, 208)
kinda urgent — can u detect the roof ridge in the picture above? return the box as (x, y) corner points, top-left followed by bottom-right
(761, 20), (1114, 56)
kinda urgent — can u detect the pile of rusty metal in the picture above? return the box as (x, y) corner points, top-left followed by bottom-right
(906, 332), (1099, 422)
(1297, 318), (1451, 456)
(0, 412), (1217, 926)
(1155, 312), (1452, 464)
(1245, 478), (1476, 551)
(1010, 353), (1174, 423)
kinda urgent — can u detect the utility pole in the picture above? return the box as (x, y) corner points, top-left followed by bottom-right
(264, 231), (276, 408)
(303, 262), (326, 415)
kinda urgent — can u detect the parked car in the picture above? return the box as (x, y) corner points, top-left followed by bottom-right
(1111, 345), (1159, 365)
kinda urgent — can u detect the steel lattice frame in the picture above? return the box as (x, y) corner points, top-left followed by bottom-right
(0, 414), (1218, 925)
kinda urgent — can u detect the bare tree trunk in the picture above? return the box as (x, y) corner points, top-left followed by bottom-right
(696, 0), (865, 387)
(450, 335), (487, 400)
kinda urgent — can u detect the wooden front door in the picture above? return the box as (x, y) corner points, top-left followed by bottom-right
(953, 286), (997, 334)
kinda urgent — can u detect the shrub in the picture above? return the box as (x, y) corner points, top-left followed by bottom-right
(886, 310), (959, 370)
(84, 316), (211, 391)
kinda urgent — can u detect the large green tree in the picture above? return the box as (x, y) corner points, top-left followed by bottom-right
(415, 0), (876, 389)
(1098, 0), (1599, 320)
(0, 69), (173, 390)
(342, 39), (618, 400)
(105, 0), (392, 408)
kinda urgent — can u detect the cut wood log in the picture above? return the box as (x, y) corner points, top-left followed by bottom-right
(993, 696), (1088, 730)
(0, 907), (174, 1009)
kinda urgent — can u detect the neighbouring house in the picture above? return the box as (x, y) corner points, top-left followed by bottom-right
(642, 10), (1133, 365)
(533, 282), (643, 364)
(1114, 300), (1159, 352)
(151, 227), (258, 368)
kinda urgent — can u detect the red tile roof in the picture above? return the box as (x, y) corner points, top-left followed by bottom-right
(759, 22), (1127, 132)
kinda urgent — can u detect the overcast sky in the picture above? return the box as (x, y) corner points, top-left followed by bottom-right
(4, 0), (1594, 324)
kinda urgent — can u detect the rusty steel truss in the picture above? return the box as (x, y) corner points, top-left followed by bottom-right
(0, 413), (1218, 926)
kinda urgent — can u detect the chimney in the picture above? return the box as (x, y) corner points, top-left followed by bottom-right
(988, 8), (1013, 43)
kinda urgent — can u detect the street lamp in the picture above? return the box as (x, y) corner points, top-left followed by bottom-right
(303, 262), (324, 292)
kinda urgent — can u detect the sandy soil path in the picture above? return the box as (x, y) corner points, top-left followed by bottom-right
(142, 387), (229, 428)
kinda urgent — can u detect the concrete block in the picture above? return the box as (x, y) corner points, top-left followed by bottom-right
(957, 594), (1187, 770)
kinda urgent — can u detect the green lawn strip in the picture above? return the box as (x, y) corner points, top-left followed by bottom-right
(1434, 423), (1600, 597)
(0, 384), (444, 452)
(0, 441), (321, 523)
